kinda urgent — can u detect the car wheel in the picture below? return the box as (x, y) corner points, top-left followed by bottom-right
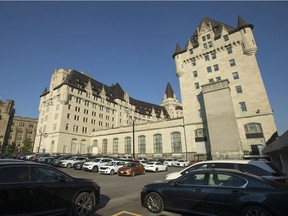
(165, 167), (168, 171)
(110, 169), (115, 175)
(145, 192), (164, 214)
(92, 166), (98, 173)
(155, 168), (158, 172)
(241, 205), (272, 216)
(72, 192), (95, 216)
(131, 170), (135, 177)
(67, 163), (72, 168)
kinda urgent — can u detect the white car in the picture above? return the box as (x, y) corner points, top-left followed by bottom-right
(60, 156), (88, 168)
(164, 159), (285, 181)
(99, 161), (126, 175)
(163, 159), (177, 167)
(82, 158), (113, 172)
(174, 160), (189, 167)
(145, 161), (168, 172)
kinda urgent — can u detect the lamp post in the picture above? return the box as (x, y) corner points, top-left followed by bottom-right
(125, 109), (135, 160)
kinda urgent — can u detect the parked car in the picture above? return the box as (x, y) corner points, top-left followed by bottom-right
(0, 161), (100, 216)
(118, 162), (145, 177)
(144, 161), (168, 172)
(164, 159), (287, 183)
(99, 161), (126, 175)
(60, 156), (89, 168)
(141, 168), (288, 216)
(163, 158), (177, 167)
(82, 158), (113, 172)
(73, 157), (96, 170)
(174, 159), (189, 167)
(50, 155), (72, 166)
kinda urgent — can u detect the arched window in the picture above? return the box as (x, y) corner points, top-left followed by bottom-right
(244, 123), (264, 138)
(195, 128), (207, 142)
(80, 139), (86, 154)
(138, 135), (146, 154)
(171, 132), (182, 153)
(113, 138), (118, 154)
(153, 134), (162, 153)
(125, 137), (132, 154)
(102, 139), (108, 154)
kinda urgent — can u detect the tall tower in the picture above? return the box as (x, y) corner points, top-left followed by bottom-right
(173, 17), (277, 160)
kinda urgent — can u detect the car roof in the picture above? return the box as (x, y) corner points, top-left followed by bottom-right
(194, 159), (266, 165)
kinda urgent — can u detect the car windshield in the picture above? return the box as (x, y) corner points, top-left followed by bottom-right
(105, 161), (115, 166)
(147, 162), (155, 165)
(91, 158), (101, 162)
(126, 163), (136, 167)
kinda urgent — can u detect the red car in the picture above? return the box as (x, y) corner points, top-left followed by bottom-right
(118, 162), (145, 177)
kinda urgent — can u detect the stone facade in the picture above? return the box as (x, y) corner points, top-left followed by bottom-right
(34, 16), (277, 161)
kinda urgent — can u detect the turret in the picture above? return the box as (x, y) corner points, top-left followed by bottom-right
(238, 16), (258, 55)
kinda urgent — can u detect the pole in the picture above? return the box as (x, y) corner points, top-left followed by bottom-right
(132, 120), (135, 160)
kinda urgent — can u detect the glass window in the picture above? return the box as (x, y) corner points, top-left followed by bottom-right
(138, 135), (146, 154)
(227, 46), (233, 54)
(211, 52), (217, 59)
(125, 137), (131, 154)
(193, 71), (198, 78)
(223, 35), (229, 41)
(207, 66), (212, 73)
(33, 167), (66, 182)
(209, 78), (214, 83)
(189, 48), (193, 54)
(195, 82), (200, 89)
(244, 123), (264, 139)
(213, 64), (219, 71)
(102, 139), (108, 154)
(239, 102), (247, 112)
(215, 76), (221, 81)
(204, 55), (210, 61)
(171, 132), (182, 153)
(232, 72), (239, 80)
(0, 166), (30, 183)
(191, 58), (196, 66)
(153, 134), (162, 153)
(229, 59), (236, 67)
(179, 173), (206, 185)
(236, 85), (243, 93)
(209, 173), (246, 187)
(113, 138), (119, 154)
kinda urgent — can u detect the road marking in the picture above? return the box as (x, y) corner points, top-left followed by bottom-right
(112, 211), (142, 216)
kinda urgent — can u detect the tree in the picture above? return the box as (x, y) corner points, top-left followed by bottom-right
(6, 142), (17, 154)
(20, 139), (33, 152)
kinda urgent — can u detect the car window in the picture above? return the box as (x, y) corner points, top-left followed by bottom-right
(32, 167), (66, 182)
(0, 166), (30, 183)
(212, 163), (235, 169)
(183, 163), (208, 175)
(208, 173), (246, 187)
(178, 173), (206, 185)
(238, 164), (271, 176)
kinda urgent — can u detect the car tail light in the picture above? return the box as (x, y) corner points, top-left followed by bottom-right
(270, 178), (288, 184)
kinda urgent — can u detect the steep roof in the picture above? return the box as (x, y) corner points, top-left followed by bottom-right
(165, 82), (175, 98)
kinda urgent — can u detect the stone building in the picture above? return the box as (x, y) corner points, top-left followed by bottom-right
(0, 99), (15, 155)
(34, 16), (277, 161)
(8, 116), (38, 151)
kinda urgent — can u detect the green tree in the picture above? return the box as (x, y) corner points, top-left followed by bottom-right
(20, 139), (33, 152)
(6, 142), (17, 154)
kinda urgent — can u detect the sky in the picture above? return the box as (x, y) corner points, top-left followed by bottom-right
(0, 1), (287, 135)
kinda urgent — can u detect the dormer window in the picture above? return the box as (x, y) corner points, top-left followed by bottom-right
(223, 34), (229, 41)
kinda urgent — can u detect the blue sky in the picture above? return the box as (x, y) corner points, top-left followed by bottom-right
(0, 1), (287, 135)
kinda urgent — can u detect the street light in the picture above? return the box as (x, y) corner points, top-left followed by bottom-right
(37, 130), (47, 153)
(125, 109), (135, 160)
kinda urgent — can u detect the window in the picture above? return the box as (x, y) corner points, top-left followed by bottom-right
(232, 72), (239, 80)
(102, 139), (108, 154)
(215, 76), (221, 81)
(33, 167), (65, 182)
(153, 134), (162, 153)
(213, 64), (219, 71)
(179, 173), (206, 185)
(204, 55), (210, 61)
(209, 78), (214, 83)
(138, 135), (146, 154)
(195, 82), (200, 89)
(244, 123), (264, 138)
(207, 66), (212, 73)
(195, 128), (207, 142)
(189, 48), (193, 54)
(113, 138), (119, 154)
(193, 71), (198, 78)
(191, 58), (196, 66)
(125, 137), (132, 154)
(239, 102), (247, 112)
(236, 85), (243, 93)
(211, 52), (217, 59)
(208, 173), (246, 187)
(223, 34), (229, 41)
(171, 132), (182, 153)
(226, 46), (233, 54)
(229, 59), (236, 67)
(0, 166), (30, 183)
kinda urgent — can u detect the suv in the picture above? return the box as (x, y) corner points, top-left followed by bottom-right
(165, 159), (287, 183)
(82, 158), (113, 172)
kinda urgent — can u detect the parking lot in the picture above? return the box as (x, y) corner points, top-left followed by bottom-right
(60, 166), (184, 216)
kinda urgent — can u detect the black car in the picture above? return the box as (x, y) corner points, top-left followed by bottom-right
(141, 168), (288, 216)
(0, 161), (100, 216)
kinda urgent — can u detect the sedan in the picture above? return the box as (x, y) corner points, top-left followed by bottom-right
(144, 161), (168, 172)
(118, 162), (145, 177)
(60, 156), (89, 168)
(0, 161), (100, 216)
(174, 159), (189, 167)
(141, 168), (288, 216)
